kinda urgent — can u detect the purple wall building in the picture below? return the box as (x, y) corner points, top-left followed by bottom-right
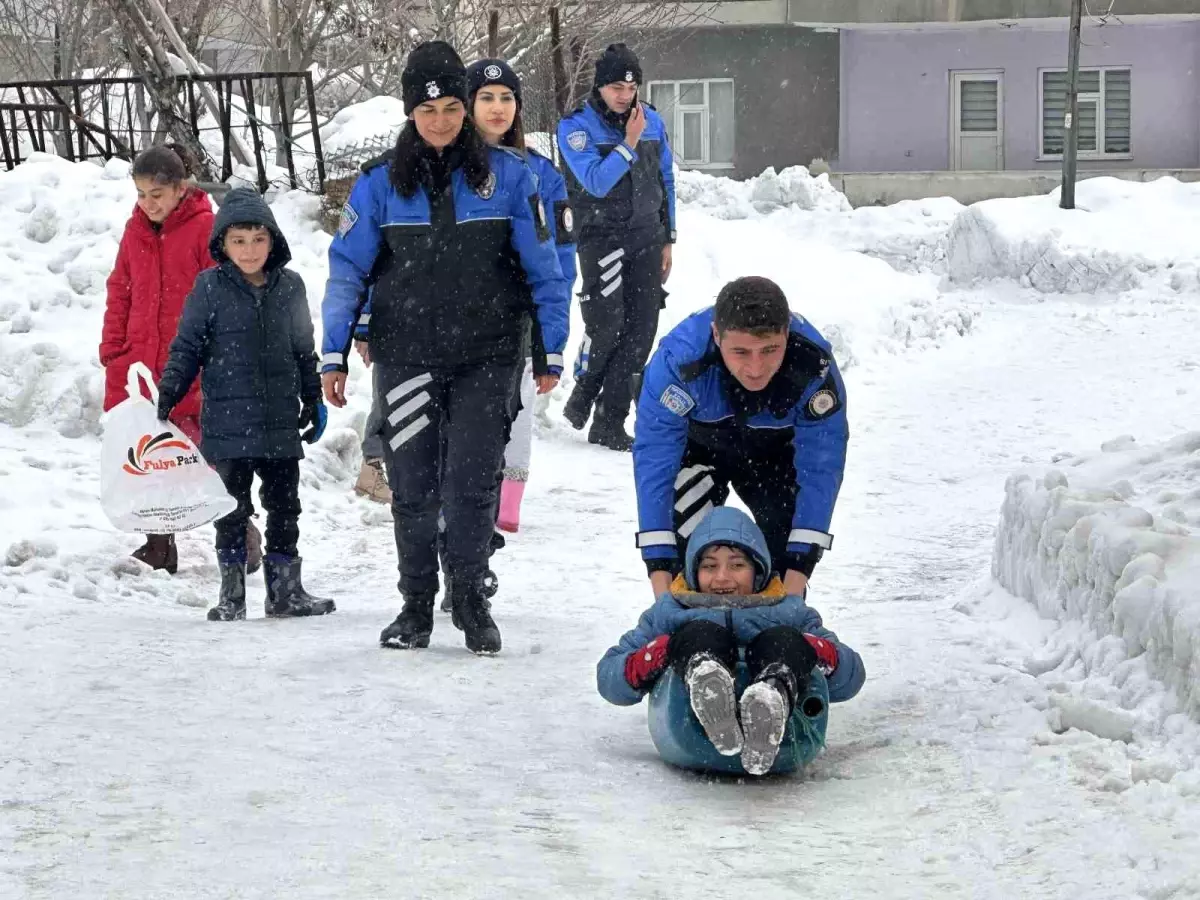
(838, 21), (1200, 172)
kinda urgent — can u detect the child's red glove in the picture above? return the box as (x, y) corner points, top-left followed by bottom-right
(804, 634), (839, 675)
(624, 635), (670, 691)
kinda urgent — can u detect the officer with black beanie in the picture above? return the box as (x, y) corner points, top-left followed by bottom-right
(401, 40), (469, 116)
(556, 43), (677, 452)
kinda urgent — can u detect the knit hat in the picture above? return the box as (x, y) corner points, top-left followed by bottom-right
(593, 43), (642, 90)
(402, 41), (468, 115)
(467, 59), (522, 107)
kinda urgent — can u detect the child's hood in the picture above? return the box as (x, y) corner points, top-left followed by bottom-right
(209, 187), (291, 271)
(682, 506), (772, 592)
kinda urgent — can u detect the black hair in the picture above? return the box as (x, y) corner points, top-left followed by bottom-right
(388, 117), (491, 199)
(131, 143), (198, 186)
(714, 276), (791, 337)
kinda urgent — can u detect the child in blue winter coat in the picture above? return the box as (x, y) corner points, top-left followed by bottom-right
(597, 506), (865, 775)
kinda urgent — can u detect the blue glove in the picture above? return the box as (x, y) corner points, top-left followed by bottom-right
(299, 399), (327, 444)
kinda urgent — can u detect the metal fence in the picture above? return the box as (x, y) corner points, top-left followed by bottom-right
(0, 71), (326, 193)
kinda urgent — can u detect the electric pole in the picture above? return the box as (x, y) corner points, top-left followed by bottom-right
(1060, 0), (1083, 210)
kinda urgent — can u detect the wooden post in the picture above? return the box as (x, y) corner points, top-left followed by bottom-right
(1060, 0), (1083, 210)
(488, 11), (500, 57)
(550, 6), (569, 117)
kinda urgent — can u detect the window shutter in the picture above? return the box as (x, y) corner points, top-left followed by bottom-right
(1042, 71), (1068, 155)
(960, 80), (998, 132)
(1104, 69), (1131, 154)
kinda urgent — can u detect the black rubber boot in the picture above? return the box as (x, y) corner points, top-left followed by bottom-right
(263, 556), (336, 618)
(450, 575), (502, 655)
(207, 564), (247, 621)
(587, 426), (633, 452)
(380, 594), (436, 649)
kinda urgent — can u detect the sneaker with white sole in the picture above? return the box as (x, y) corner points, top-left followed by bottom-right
(684, 655), (743, 756)
(739, 679), (790, 776)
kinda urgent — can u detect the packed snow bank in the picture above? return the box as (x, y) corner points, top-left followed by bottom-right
(676, 165), (851, 217)
(319, 96), (409, 157)
(947, 177), (1200, 294)
(993, 432), (1200, 720)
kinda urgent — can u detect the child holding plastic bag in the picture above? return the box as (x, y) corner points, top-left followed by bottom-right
(157, 188), (335, 622)
(100, 144), (226, 575)
(597, 506), (865, 776)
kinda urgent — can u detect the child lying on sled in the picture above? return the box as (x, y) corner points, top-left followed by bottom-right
(597, 506), (865, 776)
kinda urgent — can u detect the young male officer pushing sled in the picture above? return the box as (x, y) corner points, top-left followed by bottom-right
(633, 276), (850, 598)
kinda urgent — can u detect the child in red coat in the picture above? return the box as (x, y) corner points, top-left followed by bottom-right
(100, 145), (255, 574)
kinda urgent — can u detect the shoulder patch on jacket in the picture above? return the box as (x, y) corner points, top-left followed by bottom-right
(554, 199), (575, 244)
(658, 384), (695, 416)
(566, 130), (588, 152)
(337, 202), (359, 238)
(801, 375), (843, 421)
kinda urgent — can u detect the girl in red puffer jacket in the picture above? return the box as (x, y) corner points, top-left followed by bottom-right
(100, 144), (234, 574)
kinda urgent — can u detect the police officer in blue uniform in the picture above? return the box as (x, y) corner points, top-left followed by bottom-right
(557, 43), (676, 451)
(633, 276), (849, 599)
(320, 42), (570, 654)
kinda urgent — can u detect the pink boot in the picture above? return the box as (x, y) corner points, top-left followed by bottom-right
(496, 479), (526, 533)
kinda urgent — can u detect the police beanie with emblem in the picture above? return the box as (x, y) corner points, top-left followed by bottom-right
(593, 43), (642, 89)
(402, 41), (468, 116)
(467, 59), (522, 107)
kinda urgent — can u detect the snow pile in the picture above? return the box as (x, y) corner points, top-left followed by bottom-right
(993, 431), (1200, 721)
(946, 177), (1200, 294)
(318, 95), (409, 158)
(0, 155), (131, 436)
(675, 165), (851, 218)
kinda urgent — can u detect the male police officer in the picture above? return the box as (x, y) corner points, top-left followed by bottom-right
(633, 276), (849, 598)
(557, 43), (676, 451)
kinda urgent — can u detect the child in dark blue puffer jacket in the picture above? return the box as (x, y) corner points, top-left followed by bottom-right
(158, 188), (335, 623)
(597, 505), (865, 775)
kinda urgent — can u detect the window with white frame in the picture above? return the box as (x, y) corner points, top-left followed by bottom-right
(646, 79), (735, 168)
(1040, 68), (1131, 158)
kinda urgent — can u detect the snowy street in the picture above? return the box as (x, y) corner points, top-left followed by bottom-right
(4, 156), (1200, 898)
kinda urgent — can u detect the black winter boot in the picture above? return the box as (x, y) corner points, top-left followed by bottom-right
(207, 564), (247, 621)
(264, 556), (336, 618)
(380, 594), (435, 648)
(450, 575), (502, 655)
(587, 424), (633, 452)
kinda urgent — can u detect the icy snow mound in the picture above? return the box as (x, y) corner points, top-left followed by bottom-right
(947, 177), (1200, 294)
(319, 96), (409, 157)
(993, 432), (1200, 719)
(0, 155), (135, 436)
(676, 165), (851, 218)
(678, 168), (959, 274)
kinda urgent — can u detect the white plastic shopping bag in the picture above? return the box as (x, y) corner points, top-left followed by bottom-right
(100, 362), (235, 533)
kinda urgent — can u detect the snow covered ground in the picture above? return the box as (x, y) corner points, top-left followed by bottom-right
(3, 156), (1200, 898)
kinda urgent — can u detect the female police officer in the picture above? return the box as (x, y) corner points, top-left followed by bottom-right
(321, 41), (570, 654)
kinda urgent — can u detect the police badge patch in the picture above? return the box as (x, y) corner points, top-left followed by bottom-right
(807, 389), (837, 418)
(484, 64), (502, 80)
(426, 81), (441, 99)
(567, 130), (587, 152)
(477, 172), (497, 200)
(337, 202), (359, 238)
(659, 384), (695, 416)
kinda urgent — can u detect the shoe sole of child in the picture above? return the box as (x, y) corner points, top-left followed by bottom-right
(686, 659), (744, 756)
(739, 680), (789, 776)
